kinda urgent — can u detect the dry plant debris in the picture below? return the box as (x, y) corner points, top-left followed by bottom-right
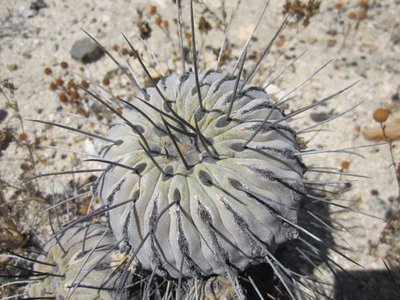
(283, 0), (321, 26)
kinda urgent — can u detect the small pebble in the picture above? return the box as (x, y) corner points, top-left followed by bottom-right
(327, 39), (337, 47)
(310, 111), (332, 122)
(19, 6), (37, 18)
(6, 64), (18, 71)
(0, 109), (8, 124)
(70, 38), (105, 64)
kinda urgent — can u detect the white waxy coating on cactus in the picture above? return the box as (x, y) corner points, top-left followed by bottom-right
(97, 71), (305, 278)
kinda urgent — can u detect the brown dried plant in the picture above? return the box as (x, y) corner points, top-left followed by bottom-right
(369, 107), (400, 267)
(283, 0), (321, 26)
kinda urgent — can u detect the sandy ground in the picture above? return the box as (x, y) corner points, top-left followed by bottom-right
(1, 0), (400, 298)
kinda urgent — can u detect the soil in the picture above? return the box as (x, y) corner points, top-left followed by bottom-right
(1, 0), (399, 298)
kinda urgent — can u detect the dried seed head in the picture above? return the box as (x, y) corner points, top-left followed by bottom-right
(121, 47), (129, 56)
(373, 107), (390, 123)
(341, 160), (350, 170)
(358, 11), (368, 20)
(162, 19), (169, 29)
(112, 44), (120, 51)
(327, 39), (337, 47)
(44, 67), (52, 75)
(275, 36), (286, 47)
(59, 92), (68, 103)
(55, 78), (64, 86)
(198, 16), (212, 34)
(49, 82), (58, 91)
(60, 61), (69, 69)
(70, 91), (80, 100)
(80, 79), (89, 89)
(358, 0), (368, 8)
(102, 77), (110, 86)
(335, 2), (343, 10)
(348, 11), (357, 19)
(67, 79), (76, 90)
(18, 133), (27, 141)
(155, 16), (162, 26)
(128, 50), (136, 58)
(149, 5), (157, 15)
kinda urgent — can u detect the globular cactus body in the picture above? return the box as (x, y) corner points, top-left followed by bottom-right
(27, 223), (128, 300)
(97, 71), (305, 279)
(4, 1), (367, 299)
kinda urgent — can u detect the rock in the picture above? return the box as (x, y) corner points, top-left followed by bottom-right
(391, 22), (400, 45)
(19, 0), (47, 18)
(70, 38), (105, 64)
(6, 64), (18, 71)
(19, 6), (38, 18)
(310, 111), (332, 122)
(327, 39), (337, 47)
(0, 109), (8, 124)
(362, 118), (400, 141)
(30, 0), (47, 11)
(22, 52), (32, 59)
